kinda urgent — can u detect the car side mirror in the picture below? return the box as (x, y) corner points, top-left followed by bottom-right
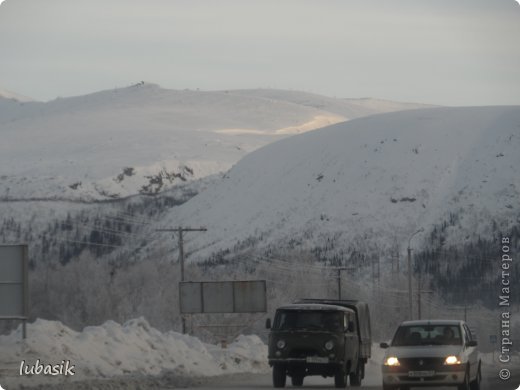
(467, 340), (477, 347)
(380, 342), (389, 349)
(265, 318), (272, 329)
(347, 321), (354, 332)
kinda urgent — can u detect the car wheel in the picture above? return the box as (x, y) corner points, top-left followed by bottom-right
(470, 363), (481, 390)
(291, 375), (304, 387)
(349, 360), (362, 386)
(382, 384), (397, 390)
(458, 367), (470, 390)
(334, 365), (347, 388)
(273, 364), (286, 388)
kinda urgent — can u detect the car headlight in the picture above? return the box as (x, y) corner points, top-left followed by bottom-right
(444, 355), (461, 365)
(384, 356), (400, 366)
(276, 339), (286, 349)
(324, 340), (334, 351)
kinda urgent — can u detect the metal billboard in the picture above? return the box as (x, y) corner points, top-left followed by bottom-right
(0, 244), (29, 339)
(0, 245), (28, 319)
(180, 280), (267, 314)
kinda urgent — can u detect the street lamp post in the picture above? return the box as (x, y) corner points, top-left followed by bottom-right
(407, 228), (424, 320)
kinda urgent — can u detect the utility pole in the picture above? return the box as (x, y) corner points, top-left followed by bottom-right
(407, 246), (413, 320)
(417, 289), (433, 320)
(407, 228), (423, 321)
(377, 255), (380, 286)
(371, 258), (375, 290)
(416, 273), (433, 320)
(156, 226), (207, 334)
(335, 267), (355, 300)
(417, 270), (421, 320)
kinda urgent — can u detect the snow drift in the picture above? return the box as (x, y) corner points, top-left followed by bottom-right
(0, 317), (268, 387)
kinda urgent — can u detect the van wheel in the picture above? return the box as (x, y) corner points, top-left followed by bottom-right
(291, 375), (304, 387)
(273, 364), (286, 388)
(334, 366), (347, 388)
(349, 360), (362, 386)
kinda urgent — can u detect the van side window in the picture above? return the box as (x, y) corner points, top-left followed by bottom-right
(346, 312), (356, 333)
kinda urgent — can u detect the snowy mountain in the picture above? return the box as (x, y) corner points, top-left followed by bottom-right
(2, 105), (518, 337)
(154, 105), (520, 262)
(0, 87), (34, 102)
(226, 89), (431, 119)
(0, 82), (428, 200)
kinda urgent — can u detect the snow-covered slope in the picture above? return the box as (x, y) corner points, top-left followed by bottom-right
(155, 106), (520, 261)
(227, 89), (431, 119)
(0, 82), (427, 200)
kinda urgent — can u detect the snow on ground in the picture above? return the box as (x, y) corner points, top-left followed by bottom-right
(0, 321), (514, 389)
(0, 317), (268, 388)
(363, 343), (385, 386)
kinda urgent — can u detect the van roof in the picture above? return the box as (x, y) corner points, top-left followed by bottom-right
(277, 303), (354, 312)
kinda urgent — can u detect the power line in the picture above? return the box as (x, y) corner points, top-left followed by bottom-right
(156, 226), (207, 334)
(53, 237), (123, 249)
(103, 215), (151, 226)
(59, 223), (141, 238)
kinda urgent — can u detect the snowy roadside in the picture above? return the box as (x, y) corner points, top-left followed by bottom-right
(0, 317), (269, 389)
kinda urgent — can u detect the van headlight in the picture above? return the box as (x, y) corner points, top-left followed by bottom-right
(276, 339), (286, 349)
(384, 356), (400, 366)
(325, 340), (334, 351)
(444, 355), (461, 365)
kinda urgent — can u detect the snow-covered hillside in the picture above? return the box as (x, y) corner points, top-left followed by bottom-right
(228, 89), (431, 119)
(1, 105), (517, 351)
(0, 82), (427, 200)
(154, 106), (520, 261)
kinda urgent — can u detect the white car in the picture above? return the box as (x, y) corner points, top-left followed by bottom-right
(381, 320), (481, 390)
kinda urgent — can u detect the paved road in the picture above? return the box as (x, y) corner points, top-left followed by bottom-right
(5, 362), (517, 389)
(178, 364), (519, 390)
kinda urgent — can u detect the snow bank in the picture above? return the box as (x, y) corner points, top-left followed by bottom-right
(0, 317), (268, 386)
(363, 343), (385, 386)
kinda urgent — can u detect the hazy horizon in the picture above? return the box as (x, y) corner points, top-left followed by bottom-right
(1, 0), (519, 105)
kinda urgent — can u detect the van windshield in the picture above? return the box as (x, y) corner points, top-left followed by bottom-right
(274, 310), (344, 331)
(392, 325), (462, 346)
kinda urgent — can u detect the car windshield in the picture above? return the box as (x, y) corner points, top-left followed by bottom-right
(392, 325), (462, 346)
(274, 310), (344, 331)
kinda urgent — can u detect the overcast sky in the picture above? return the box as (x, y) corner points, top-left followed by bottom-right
(0, 0), (519, 105)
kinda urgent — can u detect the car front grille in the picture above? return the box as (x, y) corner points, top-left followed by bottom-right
(399, 357), (445, 371)
(398, 374), (448, 381)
